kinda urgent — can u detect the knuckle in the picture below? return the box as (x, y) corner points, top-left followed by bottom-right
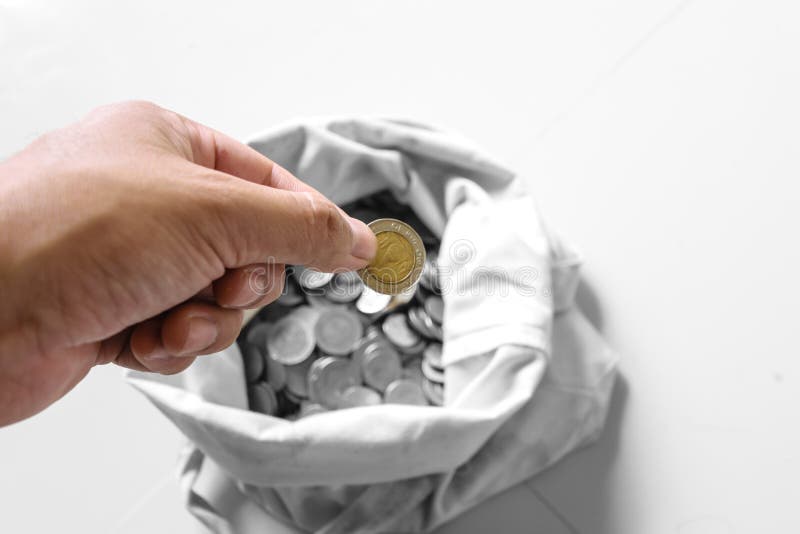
(299, 193), (346, 262)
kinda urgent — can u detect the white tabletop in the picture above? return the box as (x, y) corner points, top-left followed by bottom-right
(1, 1), (798, 533)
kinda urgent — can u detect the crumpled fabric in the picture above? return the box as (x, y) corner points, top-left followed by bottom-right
(126, 118), (618, 534)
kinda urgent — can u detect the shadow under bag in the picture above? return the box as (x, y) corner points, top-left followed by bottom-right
(127, 117), (618, 534)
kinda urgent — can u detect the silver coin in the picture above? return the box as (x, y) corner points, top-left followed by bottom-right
(355, 286), (392, 315)
(306, 293), (339, 310)
(245, 321), (272, 351)
(307, 356), (360, 409)
(421, 357), (445, 384)
(248, 382), (278, 415)
(241, 343), (265, 384)
(276, 276), (305, 306)
(314, 308), (363, 356)
(352, 333), (385, 369)
(283, 387), (305, 405)
(264, 354), (286, 391)
(384, 379), (428, 406)
(338, 386), (383, 408)
(402, 357), (425, 383)
(403, 338), (427, 357)
(419, 252), (440, 292)
(423, 295), (444, 324)
(423, 343), (443, 369)
(295, 266), (335, 289)
(361, 344), (403, 392)
(407, 307), (436, 339)
(284, 355), (316, 398)
(388, 286), (416, 307)
(382, 313), (421, 351)
(419, 308), (443, 342)
(422, 379), (444, 406)
(267, 314), (316, 365)
(298, 401), (328, 418)
(324, 271), (364, 303)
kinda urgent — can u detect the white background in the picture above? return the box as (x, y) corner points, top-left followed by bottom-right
(1, 1), (799, 533)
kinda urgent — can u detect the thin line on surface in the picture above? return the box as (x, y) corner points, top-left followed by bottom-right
(109, 472), (175, 533)
(531, 0), (698, 147)
(524, 483), (582, 534)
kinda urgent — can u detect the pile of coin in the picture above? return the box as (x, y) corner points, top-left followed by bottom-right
(237, 192), (446, 420)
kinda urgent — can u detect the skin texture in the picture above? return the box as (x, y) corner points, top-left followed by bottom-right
(0, 101), (377, 427)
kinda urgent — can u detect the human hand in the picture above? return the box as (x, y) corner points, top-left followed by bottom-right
(0, 101), (377, 426)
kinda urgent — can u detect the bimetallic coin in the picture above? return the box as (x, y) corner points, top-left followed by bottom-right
(424, 295), (444, 324)
(355, 286), (393, 315)
(382, 313), (422, 352)
(248, 382), (278, 415)
(284, 355), (316, 398)
(314, 308), (363, 356)
(324, 271), (364, 303)
(384, 379), (428, 406)
(307, 357), (360, 409)
(267, 315), (315, 365)
(241, 343), (265, 384)
(423, 343), (443, 369)
(359, 219), (426, 295)
(361, 343), (402, 392)
(422, 379), (444, 406)
(294, 265), (335, 289)
(421, 358), (445, 384)
(338, 386), (382, 408)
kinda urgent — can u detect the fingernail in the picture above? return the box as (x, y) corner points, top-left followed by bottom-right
(180, 317), (218, 355)
(348, 217), (377, 261)
(143, 346), (171, 361)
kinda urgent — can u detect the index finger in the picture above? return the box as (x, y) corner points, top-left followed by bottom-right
(179, 115), (316, 194)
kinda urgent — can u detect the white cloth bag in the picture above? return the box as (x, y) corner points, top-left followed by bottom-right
(127, 118), (618, 534)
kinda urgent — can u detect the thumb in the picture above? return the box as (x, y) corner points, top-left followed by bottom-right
(203, 174), (377, 272)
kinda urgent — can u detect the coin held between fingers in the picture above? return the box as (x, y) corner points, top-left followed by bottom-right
(358, 219), (426, 295)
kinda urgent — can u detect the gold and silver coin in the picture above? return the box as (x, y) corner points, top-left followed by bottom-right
(384, 379), (428, 406)
(359, 219), (426, 295)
